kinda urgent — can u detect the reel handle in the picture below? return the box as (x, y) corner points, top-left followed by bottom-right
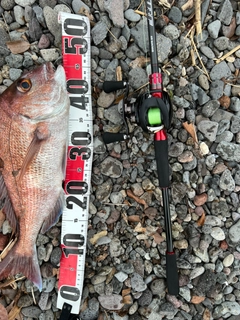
(102, 132), (128, 144)
(103, 81), (126, 93)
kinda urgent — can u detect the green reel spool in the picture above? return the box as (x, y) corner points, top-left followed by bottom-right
(147, 107), (162, 126)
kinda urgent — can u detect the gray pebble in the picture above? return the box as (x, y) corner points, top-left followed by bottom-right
(42, 277), (56, 293)
(210, 61), (231, 81)
(163, 24), (180, 40)
(5, 53), (23, 68)
(128, 67), (148, 90)
(229, 219), (240, 243)
(21, 306), (42, 318)
(197, 120), (218, 141)
(110, 238), (124, 257)
(91, 21), (108, 46)
(80, 297), (99, 320)
(168, 6), (182, 24)
(14, 6), (25, 25)
(217, 0), (233, 26)
(209, 80), (224, 100)
(1, 0), (15, 10)
(9, 68), (22, 81)
(131, 273), (147, 292)
(213, 36), (229, 51)
(100, 157), (123, 178)
(207, 20), (221, 39)
(50, 247), (61, 266)
(72, 0), (90, 13)
(124, 9), (140, 22)
(198, 74), (209, 91)
(43, 6), (61, 47)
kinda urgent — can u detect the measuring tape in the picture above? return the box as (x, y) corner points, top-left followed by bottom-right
(57, 12), (92, 315)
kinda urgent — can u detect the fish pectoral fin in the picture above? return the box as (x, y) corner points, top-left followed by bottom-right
(18, 124), (50, 183)
(41, 191), (65, 234)
(0, 175), (18, 233)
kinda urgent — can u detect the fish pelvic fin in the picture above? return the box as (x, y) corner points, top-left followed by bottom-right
(40, 191), (65, 234)
(0, 244), (42, 291)
(17, 123), (50, 183)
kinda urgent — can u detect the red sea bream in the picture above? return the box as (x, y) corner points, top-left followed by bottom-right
(0, 63), (69, 290)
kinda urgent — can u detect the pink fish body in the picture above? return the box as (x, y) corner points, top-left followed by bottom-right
(0, 63), (69, 290)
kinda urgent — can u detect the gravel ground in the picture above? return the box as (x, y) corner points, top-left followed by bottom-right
(1, 0), (240, 319)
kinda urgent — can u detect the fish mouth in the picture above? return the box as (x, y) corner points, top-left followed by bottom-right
(43, 62), (66, 88)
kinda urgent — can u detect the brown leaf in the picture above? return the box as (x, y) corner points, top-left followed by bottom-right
(6, 40), (30, 54)
(127, 215), (141, 223)
(0, 303), (8, 320)
(191, 295), (205, 304)
(122, 288), (131, 297)
(8, 305), (22, 320)
(126, 189), (148, 209)
(96, 252), (108, 262)
(90, 231), (107, 245)
(218, 95), (231, 108)
(203, 308), (211, 320)
(122, 294), (133, 305)
(197, 211), (206, 227)
(152, 232), (164, 244)
(129, 56), (150, 68)
(182, 122), (198, 143)
(134, 222), (146, 233)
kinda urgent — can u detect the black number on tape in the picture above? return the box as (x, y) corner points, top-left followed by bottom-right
(70, 96), (89, 110)
(60, 286), (80, 302)
(71, 132), (91, 146)
(66, 196), (87, 210)
(70, 147), (91, 160)
(64, 38), (88, 55)
(66, 181), (88, 195)
(64, 18), (87, 36)
(67, 80), (88, 94)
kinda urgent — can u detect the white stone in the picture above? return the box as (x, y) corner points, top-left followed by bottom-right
(211, 227), (225, 241)
(223, 254), (234, 267)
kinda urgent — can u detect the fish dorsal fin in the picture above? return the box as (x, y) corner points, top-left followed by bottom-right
(18, 124), (50, 183)
(40, 191), (65, 234)
(0, 174), (18, 233)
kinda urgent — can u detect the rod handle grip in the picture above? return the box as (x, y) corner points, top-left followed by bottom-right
(103, 81), (126, 93)
(102, 132), (127, 144)
(154, 139), (170, 188)
(166, 252), (179, 295)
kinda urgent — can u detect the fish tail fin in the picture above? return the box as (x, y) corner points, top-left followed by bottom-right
(0, 244), (42, 291)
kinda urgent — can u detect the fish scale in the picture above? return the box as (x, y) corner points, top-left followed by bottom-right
(57, 12), (93, 315)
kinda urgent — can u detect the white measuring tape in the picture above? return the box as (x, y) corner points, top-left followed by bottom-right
(57, 12), (92, 315)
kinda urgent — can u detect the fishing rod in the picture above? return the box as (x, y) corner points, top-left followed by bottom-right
(102, 0), (179, 295)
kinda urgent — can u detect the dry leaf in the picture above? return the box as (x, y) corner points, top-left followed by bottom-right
(0, 303), (8, 320)
(6, 40), (30, 54)
(8, 305), (22, 320)
(152, 232), (164, 244)
(129, 56), (150, 69)
(203, 308), (211, 320)
(122, 294), (133, 305)
(191, 295), (205, 304)
(134, 222), (146, 233)
(182, 122), (198, 143)
(122, 288), (131, 297)
(218, 95), (230, 108)
(157, 0), (171, 10)
(127, 215), (141, 223)
(126, 189), (148, 209)
(90, 231), (107, 245)
(97, 252), (108, 262)
(197, 212), (206, 227)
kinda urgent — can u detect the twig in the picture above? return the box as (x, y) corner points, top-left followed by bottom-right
(195, 0), (202, 38)
(134, 9), (147, 16)
(215, 44), (240, 64)
(182, 0), (194, 11)
(190, 28), (210, 80)
(0, 237), (17, 261)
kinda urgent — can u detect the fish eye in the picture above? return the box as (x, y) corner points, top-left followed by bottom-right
(17, 79), (32, 93)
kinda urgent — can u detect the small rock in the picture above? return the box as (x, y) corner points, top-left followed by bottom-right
(211, 227), (225, 241)
(98, 294), (124, 310)
(207, 20), (221, 39)
(190, 266), (205, 279)
(131, 273), (147, 292)
(219, 169), (235, 191)
(197, 120), (218, 142)
(229, 219), (240, 243)
(194, 193), (208, 206)
(210, 61), (231, 81)
(40, 48), (59, 62)
(216, 0), (233, 26)
(223, 254), (234, 267)
(100, 157), (123, 178)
